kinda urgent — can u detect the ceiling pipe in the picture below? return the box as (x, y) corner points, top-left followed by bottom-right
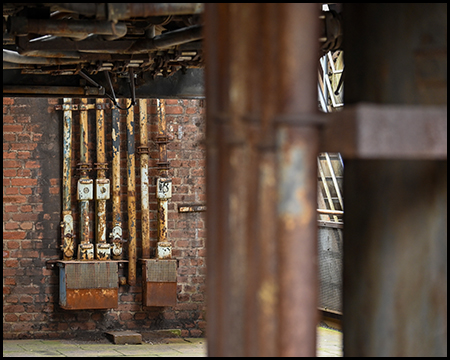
(128, 24), (202, 53)
(3, 49), (81, 65)
(47, 3), (204, 22)
(8, 17), (127, 40)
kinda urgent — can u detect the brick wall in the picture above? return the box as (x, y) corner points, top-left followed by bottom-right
(3, 97), (207, 339)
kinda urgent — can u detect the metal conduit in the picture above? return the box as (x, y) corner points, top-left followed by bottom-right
(138, 99), (151, 260)
(156, 99), (172, 259)
(95, 98), (111, 260)
(126, 99), (137, 286)
(77, 98), (94, 260)
(61, 98), (74, 260)
(110, 105), (123, 260)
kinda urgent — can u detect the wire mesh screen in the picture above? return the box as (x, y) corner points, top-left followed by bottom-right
(318, 226), (343, 313)
(65, 262), (118, 289)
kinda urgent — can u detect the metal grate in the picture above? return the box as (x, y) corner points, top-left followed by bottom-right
(65, 262), (118, 289)
(145, 259), (177, 282)
(318, 226), (343, 313)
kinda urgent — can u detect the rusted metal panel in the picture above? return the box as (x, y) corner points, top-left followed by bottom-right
(126, 99), (137, 286)
(321, 104), (447, 159)
(59, 261), (119, 310)
(62, 288), (118, 310)
(142, 259), (177, 307)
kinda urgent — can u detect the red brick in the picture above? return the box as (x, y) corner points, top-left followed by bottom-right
(4, 314), (18, 322)
(166, 105), (184, 114)
(11, 178), (38, 186)
(24, 161), (39, 168)
(11, 143), (36, 151)
(5, 188), (19, 195)
(4, 222), (19, 230)
(4, 231), (26, 240)
(3, 98), (14, 105)
(3, 125), (23, 132)
(3, 160), (22, 168)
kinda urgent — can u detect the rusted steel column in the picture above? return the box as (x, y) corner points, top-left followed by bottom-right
(138, 99), (150, 259)
(77, 98), (94, 260)
(110, 105), (123, 260)
(126, 99), (137, 286)
(156, 99), (172, 259)
(61, 98), (75, 260)
(205, 3), (320, 357)
(94, 98), (111, 260)
(340, 4), (447, 356)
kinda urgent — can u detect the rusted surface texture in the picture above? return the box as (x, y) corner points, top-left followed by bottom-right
(143, 282), (177, 307)
(204, 3), (320, 357)
(59, 261), (119, 309)
(139, 99), (151, 259)
(276, 125), (319, 357)
(343, 3), (447, 106)
(126, 99), (137, 286)
(321, 104), (447, 159)
(343, 160), (447, 356)
(62, 288), (118, 310)
(62, 98), (72, 212)
(157, 200), (168, 244)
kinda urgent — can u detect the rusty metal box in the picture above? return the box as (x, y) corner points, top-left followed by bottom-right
(58, 261), (118, 310)
(142, 259), (177, 307)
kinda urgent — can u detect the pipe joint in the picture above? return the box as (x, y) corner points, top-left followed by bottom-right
(137, 145), (149, 155)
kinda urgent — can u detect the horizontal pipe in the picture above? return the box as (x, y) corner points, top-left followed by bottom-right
(9, 17), (127, 40)
(51, 3), (204, 20)
(2, 86), (102, 96)
(128, 25), (203, 53)
(3, 49), (82, 65)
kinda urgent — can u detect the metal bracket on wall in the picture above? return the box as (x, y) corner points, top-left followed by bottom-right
(178, 204), (206, 213)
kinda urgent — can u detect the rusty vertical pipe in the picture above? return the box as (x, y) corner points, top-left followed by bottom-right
(77, 98), (94, 260)
(204, 3), (320, 357)
(138, 99), (150, 259)
(61, 98), (75, 260)
(95, 98), (111, 260)
(126, 99), (137, 286)
(110, 105), (123, 259)
(156, 99), (172, 259)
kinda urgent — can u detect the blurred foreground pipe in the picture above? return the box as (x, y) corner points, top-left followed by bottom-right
(126, 99), (137, 285)
(205, 3), (320, 356)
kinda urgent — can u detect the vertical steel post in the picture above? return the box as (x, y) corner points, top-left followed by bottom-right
(110, 104), (123, 260)
(342, 3), (447, 356)
(138, 99), (150, 259)
(126, 99), (137, 286)
(95, 98), (110, 260)
(77, 98), (94, 260)
(61, 98), (75, 260)
(204, 3), (320, 357)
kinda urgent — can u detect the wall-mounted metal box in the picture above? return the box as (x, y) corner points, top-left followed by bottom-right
(58, 261), (118, 310)
(142, 259), (177, 307)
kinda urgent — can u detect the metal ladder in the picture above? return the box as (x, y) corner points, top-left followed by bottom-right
(318, 49), (344, 223)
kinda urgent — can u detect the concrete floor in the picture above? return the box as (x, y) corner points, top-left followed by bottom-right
(3, 325), (342, 357)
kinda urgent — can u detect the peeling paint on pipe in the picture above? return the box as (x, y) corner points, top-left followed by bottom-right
(139, 99), (150, 260)
(126, 99), (137, 286)
(61, 98), (74, 260)
(111, 105), (123, 260)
